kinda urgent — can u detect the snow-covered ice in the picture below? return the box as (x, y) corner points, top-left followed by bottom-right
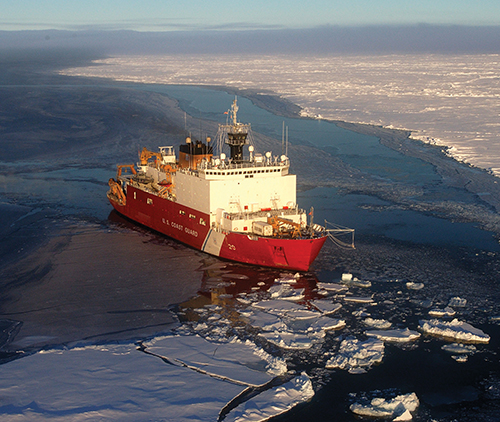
(258, 331), (319, 350)
(144, 334), (287, 386)
(428, 306), (456, 317)
(223, 372), (314, 422)
(0, 344), (246, 422)
(350, 392), (420, 420)
(344, 295), (374, 304)
(316, 282), (348, 294)
(269, 283), (305, 301)
(326, 337), (385, 373)
(311, 299), (342, 315)
(406, 282), (424, 290)
(366, 328), (421, 343)
(442, 343), (477, 355)
(419, 318), (490, 343)
(363, 318), (392, 329)
(448, 296), (467, 307)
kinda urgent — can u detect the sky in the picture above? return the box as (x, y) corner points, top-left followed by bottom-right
(2, 0), (500, 31)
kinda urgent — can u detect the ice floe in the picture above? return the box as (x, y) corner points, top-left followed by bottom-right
(0, 343), (246, 421)
(350, 392), (420, 420)
(363, 318), (392, 329)
(366, 328), (421, 343)
(442, 342), (477, 357)
(342, 273), (372, 288)
(428, 306), (456, 317)
(419, 318), (490, 343)
(406, 282), (424, 290)
(326, 337), (384, 373)
(223, 372), (314, 422)
(144, 334), (287, 386)
(269, 283), (305, 301)
(252, 299), (305, 315)
(316, 282), (348, 294)
(258, 331), (319, 350)
(344, 295), (374, 304)
(448, 296), (467, 307)
(274, 273), (301, 284)
(310, 300), (342, 315)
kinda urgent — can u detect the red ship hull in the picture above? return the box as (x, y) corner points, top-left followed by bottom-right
(108, 185), (326, 272)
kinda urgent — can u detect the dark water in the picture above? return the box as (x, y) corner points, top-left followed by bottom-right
(1, 82), (500, 421)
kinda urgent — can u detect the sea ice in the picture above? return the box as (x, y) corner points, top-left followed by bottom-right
(441, 343), (477, 354)
(258, 331), (317, 350)
(363, 318), (392, 329)
(309, 316), (346, 332)
(144, 334), (287, 386)
(252, 300), (305, 315)
(326, 337), (384, 373)
(0, 343), (246, 422)
(344, 296), (374, 304)
(274, 273), (301, 284)
(310, 300), (342, 315)
(316, 282), (348, 294)
(350, 392), (419, 420)
(366, 328), (421, 343)
(341, 273), (353, 282)
(428, 306), (456, 317)
(223, 372), (314, 422)
(282, 309), (323, 331)
(406, 282), (424, 290)
(419, 318), (490, 343)
(61, 54), (500, 177)
(448, 296), (467, 307)
(343, 277), (372, 288)
(244, 309), (287, 332)
(269, 283), (305, 301)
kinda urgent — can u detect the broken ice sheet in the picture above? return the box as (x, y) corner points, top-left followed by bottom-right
(448, 296), (467, 307)
(366, 328), (421, 343)
(428, 306), (456, 317)
(350, 392), (419, 420)
(223, 372), (314, 422)
(363, 317), (392, 329)
(316, 282), (348, 294)
(344, 295), (374, 304)
(310, 299), (342, 315)
(144, 334), (287, 387)
(0, 344), (245, 422)
(326, 337), (384, 373)
(243, 309), (288, 332)
(419, 318), (490, 343)
(269, 283), (305, 301)
(258, 331), (319, 350)
(441, 343), (477, 355)
(251, 299), (306, 315)
(406, 282), (425, 290)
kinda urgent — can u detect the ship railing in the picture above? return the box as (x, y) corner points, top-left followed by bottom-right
(224, 206), (301, 221)
(325, 220), (355, 249)
(199, 157), (289, 171)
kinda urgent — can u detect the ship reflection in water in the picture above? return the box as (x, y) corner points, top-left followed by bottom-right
(179, 262), (323, 324)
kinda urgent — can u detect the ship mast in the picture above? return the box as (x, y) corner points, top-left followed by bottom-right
(217, 97), (251, 163)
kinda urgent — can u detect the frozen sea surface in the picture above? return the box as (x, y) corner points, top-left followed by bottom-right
(62, 53), (500, 176)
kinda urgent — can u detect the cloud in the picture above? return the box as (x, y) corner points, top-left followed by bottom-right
(1, 25), (500, 55)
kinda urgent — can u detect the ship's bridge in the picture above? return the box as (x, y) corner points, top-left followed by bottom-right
(194, 150), (290, 180)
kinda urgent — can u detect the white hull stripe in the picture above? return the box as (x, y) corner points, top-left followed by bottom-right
(201, 229), (226, 256)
